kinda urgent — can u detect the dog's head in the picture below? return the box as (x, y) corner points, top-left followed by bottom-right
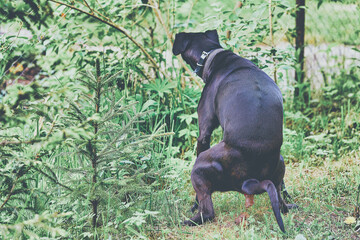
(172, 30), (222, 71)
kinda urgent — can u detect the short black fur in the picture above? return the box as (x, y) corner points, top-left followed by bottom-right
(172, 30), (297, 232)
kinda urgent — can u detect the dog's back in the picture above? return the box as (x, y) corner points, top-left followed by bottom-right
(204, 51), (283, 153)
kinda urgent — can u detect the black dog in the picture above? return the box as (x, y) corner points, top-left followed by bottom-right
(173, 30), (296, 232)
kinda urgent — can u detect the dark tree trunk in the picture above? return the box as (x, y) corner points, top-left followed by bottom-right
(294, 0), (307, 108)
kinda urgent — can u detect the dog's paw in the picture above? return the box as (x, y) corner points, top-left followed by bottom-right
(182, 219), (197, 226)
(182, 213), (215, 226)
(286, 203), (299, 210)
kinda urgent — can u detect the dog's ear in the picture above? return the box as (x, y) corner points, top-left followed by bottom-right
(205, 29), (220, 44)
(173, 33), (190, 55)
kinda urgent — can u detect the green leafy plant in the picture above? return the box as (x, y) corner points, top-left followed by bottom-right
(1, 0), (359, 238)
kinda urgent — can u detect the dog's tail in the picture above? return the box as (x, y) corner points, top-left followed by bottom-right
(241, 179), (285, 233)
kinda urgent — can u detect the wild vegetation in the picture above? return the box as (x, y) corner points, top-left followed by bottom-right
(0, 0), (359, 239)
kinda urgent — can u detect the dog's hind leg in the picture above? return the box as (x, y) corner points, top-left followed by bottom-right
(279, 156), (293, 202)
(281, 180), (292, 202)
(280, 181), (299, 210)
(279, 155), (298, 210)
(277, 183), (289, 214)
(183, 165), (215, 226)
(184, 141), (241, 226)
(190, 195), (199, 213)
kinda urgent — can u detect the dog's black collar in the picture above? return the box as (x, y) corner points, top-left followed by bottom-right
(194, 50), (214, 74)
(201, 48), (226, 83)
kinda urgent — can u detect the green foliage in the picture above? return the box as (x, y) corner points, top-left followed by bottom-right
(307, 1), (360, 45)
(46, 62), (169, 238)
(0, 212), (70, 238)
(283, 62), (360, 163)
(0, 58), (171, 238)
(0, 0), (53, 29)
(0, 0), (359, 238)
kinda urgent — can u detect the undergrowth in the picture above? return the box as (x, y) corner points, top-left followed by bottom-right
(0, 0), (359, 239)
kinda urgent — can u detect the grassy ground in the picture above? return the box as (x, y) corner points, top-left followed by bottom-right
(151, 152), (360, 239)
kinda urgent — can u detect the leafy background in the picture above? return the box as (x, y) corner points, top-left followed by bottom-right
(0, 0), (359, 239)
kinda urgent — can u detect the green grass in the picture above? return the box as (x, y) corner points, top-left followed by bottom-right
(149, 154), (360, 239)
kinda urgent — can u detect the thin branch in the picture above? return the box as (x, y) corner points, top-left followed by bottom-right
(269, 0), (273, 46)
(0, 175), (20, 210)
(185, 0), (198, 31)
(226, 1), (243, 40)
(45, 114), (58, 139)
(148, 0), (202, 87)
(32, 166), (87, 198)
(78, 0), (113, 26)
(25, 111), (58, 142)
(83, 0), (93, 13)
(49, 0), (168, 79)
(0, 139), (41, 146)
(2, 22), (23, 52)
